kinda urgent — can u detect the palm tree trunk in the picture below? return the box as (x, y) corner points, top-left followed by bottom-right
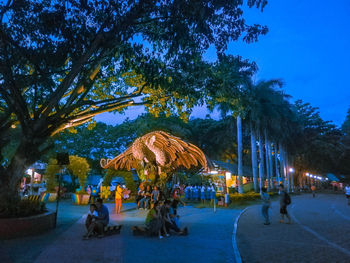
(264, 130), (271, 191)
(274, 143), (281, 185)
(268, 142), (274, 189)
(250, 122), (259, 192)
(258, 132), (265, 192)
(279, 143), (285, 185)
(237, 115), (244, 194)
(285, 152), (290, 192)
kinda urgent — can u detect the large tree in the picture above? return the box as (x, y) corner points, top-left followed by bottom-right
(206, 54), (258, 193)
(0, 0), (268, 213)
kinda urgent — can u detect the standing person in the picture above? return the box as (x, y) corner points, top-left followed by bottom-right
(210, 184), (216, 204)
(115, 183), (124, 214)
(311, 185), (316, 198)
(260, 187), (271, 225)
(200, 185), (206, 204)
(345, 184), (350, 206)
(279, 184), (291, 224)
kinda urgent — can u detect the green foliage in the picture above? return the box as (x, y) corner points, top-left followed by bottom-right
(0, 199), (46, 218)
(68, 156), (90, 193)
(216, 191), (277, 202)
(106, 169), (137, 194)
(45, 159), (60, 192)
(45, 155), (90, 193)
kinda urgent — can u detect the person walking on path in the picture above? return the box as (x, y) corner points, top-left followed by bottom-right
(115, 183), (124, 214)
(311, 185), (316, 198)
(279, 184), (291, 224)
(260, 187), (271, 225)
(345, 184), (350, 206)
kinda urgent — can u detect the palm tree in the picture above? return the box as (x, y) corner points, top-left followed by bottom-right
(250, 122), (259, 192)
(206, 55), (257, 194)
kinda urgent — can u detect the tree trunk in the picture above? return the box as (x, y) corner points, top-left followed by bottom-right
(258, 132), (265, 192)
(274, 143), (281, 185)
(237, 115), (244, 194)
(267, 141), (273, 189)
(250, 123), (259, 192)
(264, 130), (271, 191)
(0, 138), (43, 216)
(279, 143), (285, 185)
(285, 152), (290, 192)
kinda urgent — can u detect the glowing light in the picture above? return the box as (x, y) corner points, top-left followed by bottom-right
(26, 169), (34, 176)
(306, 173), (310, 176)
(225, 172), (232, 180)
(210, 170), (218, 175)
(289, 168), (294, 173)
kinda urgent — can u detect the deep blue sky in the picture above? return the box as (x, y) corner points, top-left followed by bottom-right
(96, 0), (350, 127)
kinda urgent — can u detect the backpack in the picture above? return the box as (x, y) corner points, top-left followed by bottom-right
(284, 193), (291, 205)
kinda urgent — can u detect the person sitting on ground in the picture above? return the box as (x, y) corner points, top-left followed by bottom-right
(163, 200), (188, 235)
(83, 204), (98, 239)
(88, 198), (110, 238)
(279, 184), (291, 224)
(145, 201), (168, 239)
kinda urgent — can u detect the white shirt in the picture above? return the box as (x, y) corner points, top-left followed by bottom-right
(345, 186), (350, 195)
(88, 210), (98, 217)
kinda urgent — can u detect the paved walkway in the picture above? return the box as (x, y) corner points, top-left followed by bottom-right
(0, 201), (136, 263)
(237, 194), (350, 263)
(34, 205), (241, 263)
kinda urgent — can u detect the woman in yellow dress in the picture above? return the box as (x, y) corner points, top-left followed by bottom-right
(115, 183), (124, 214)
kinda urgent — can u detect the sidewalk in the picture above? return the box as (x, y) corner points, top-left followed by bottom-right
(236, 194), (350, 263)
(0, 201), (136, 263)
(35, 206), (241, 263)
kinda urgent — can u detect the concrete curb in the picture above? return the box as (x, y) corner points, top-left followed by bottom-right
(232, 207), (248, 263)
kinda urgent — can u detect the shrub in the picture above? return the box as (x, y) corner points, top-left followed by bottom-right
(0, 199), (47, 218)
(216, 191), (279, 203)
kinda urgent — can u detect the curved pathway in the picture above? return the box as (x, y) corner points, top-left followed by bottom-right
(236, 194), (350, 263)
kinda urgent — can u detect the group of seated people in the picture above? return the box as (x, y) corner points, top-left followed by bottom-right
(136, 184), (161, 209)
(185, 184), (216, 202)
(83, 198), (121, 240)
(83, 185), (188, 240)
(134, 198), (188, 239)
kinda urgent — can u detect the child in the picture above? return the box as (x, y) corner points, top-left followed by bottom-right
(83, 204), (98, 239)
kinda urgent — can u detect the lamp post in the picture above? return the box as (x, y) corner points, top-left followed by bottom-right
(55, 152), (70, 228)
(289, 168), (294, 192)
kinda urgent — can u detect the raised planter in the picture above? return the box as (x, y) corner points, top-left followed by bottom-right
(72, 193), (90, 205)
(0, 211), (56, 239)
(40, 192), (57, 202)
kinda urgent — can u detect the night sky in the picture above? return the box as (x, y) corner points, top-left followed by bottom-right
(96, 0), (350, 127)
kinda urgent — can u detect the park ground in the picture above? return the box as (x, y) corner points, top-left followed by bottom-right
(1, 193), (350, 263)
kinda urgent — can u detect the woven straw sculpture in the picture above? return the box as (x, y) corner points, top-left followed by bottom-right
(100, 131), (208, 175)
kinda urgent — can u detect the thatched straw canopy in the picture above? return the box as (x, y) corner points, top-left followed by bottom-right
(100, 131), (208, 173)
